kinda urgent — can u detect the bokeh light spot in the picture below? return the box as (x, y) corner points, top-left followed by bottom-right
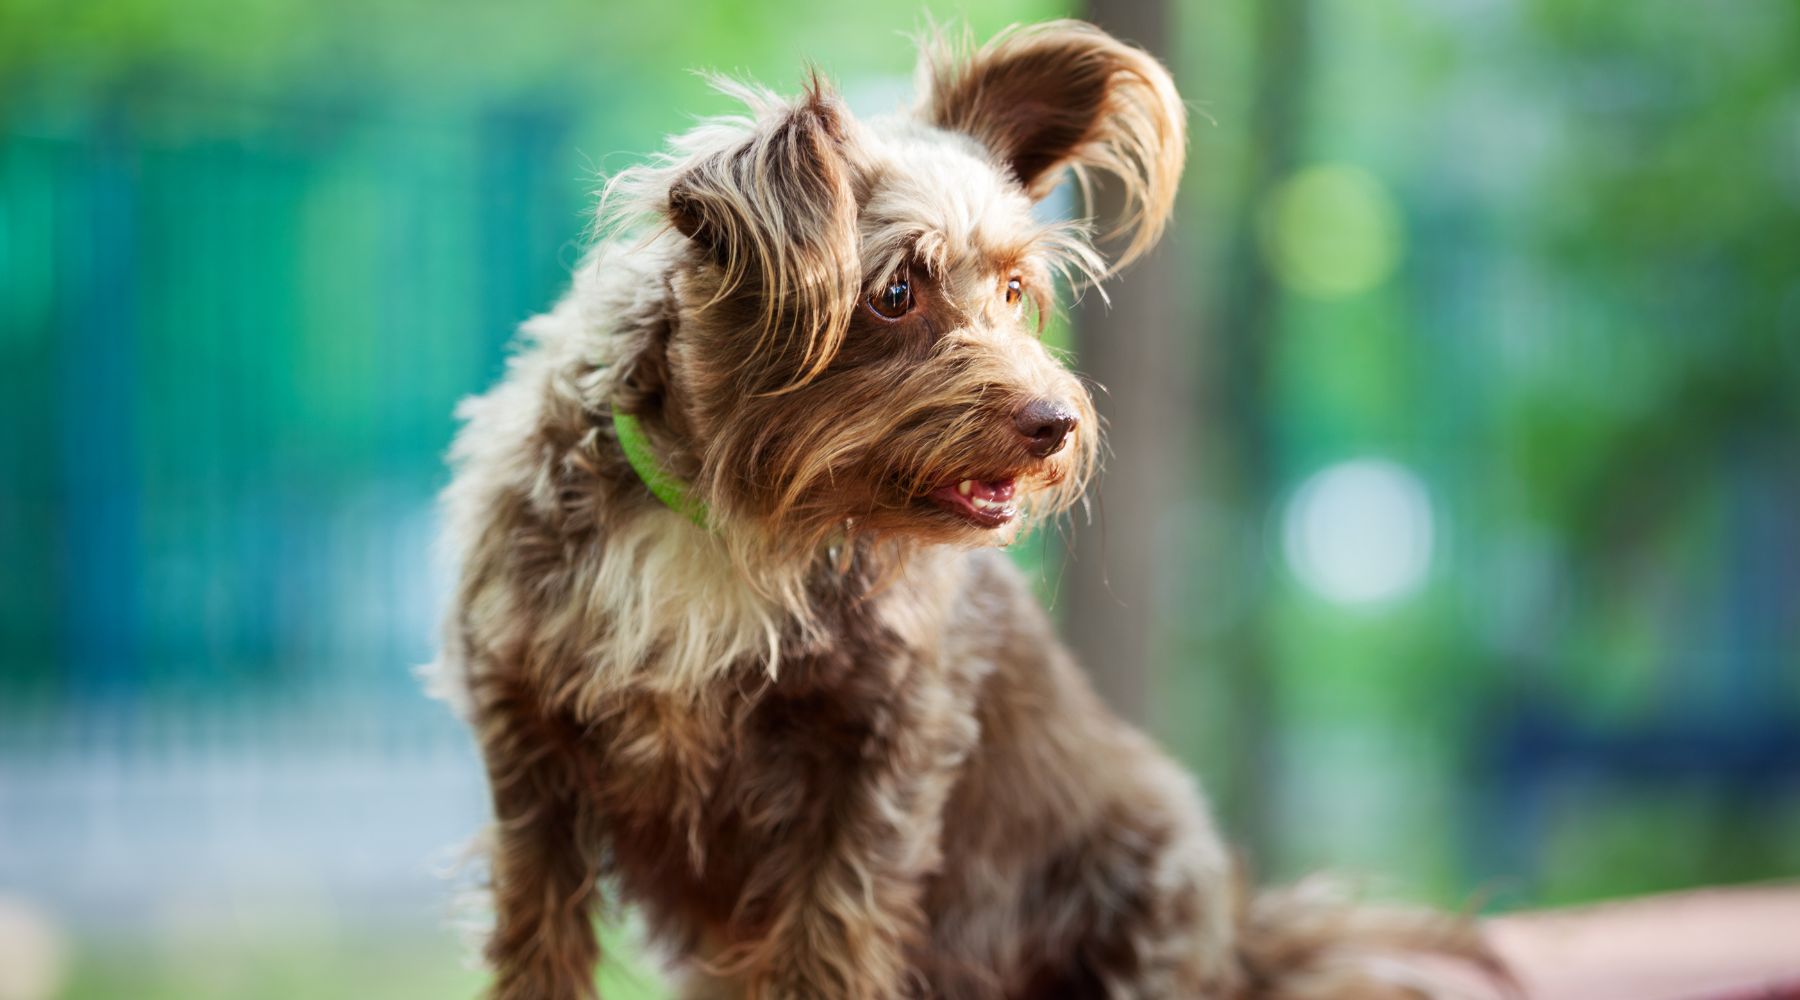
(1283, 459), (1435, 607)
(1262, 164), (1403, 298)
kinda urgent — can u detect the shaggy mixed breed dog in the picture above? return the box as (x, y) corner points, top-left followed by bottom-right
(433, 20), (1500, 1000)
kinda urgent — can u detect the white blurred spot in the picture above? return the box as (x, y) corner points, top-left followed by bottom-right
(0, 895), (68, 1000)
(1283, 459), (1435, 607)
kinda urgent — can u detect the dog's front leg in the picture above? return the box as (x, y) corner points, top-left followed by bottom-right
(741, 830), (925, 1000)
(473, 674), (605, 1000)
(717, 677), (970, 1000)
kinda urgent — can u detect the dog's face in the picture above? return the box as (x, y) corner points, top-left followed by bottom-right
(616, 22), (1184, 554)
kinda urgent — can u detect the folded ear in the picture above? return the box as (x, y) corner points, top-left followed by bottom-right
(666, 77), (861, 382)
(919, 20), (1186, 273)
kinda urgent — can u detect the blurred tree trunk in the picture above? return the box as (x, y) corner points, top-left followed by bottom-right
(1066, 0), (1182, 726)
(1069, 0), (1312, 861)
(1205, 0), (1311, 855)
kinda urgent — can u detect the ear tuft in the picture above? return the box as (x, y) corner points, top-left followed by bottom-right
(919, 20), (1186, 274)
(664, 77), (861, 383)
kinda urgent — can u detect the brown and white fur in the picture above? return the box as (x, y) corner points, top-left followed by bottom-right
(433, 21), (1501, 1000)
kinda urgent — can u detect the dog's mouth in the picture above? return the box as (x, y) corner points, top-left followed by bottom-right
(926, 477), (1018, 528)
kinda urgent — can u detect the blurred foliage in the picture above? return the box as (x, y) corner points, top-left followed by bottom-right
(61, 925), (662, 1000)
(0, 0), (1060, 143)
(1165, 0), (1800, 907)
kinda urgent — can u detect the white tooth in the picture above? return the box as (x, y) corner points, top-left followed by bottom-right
(958, 480), (973, 496)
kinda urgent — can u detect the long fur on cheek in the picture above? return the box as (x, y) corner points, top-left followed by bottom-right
(696, 325), (1098, 560)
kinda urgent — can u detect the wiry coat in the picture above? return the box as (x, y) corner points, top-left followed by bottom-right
(433, 21), (1499, 1000)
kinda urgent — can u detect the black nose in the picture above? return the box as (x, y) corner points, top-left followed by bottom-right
(1013, 399), (1078, 458)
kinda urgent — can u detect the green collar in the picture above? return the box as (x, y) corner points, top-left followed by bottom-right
(612, 407), (709, 528)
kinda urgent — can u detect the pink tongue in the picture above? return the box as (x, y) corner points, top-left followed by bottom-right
(970, 479), (1015, 502)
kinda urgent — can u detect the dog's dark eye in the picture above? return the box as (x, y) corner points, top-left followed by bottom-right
(868, 274), (913, 320)
(1004, 276), (1023, 305)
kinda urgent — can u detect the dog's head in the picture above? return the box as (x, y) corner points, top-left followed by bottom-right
(606, 21), (1185, 555)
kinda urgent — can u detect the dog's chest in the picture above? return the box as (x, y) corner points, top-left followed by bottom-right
(599, 605), (990, 938)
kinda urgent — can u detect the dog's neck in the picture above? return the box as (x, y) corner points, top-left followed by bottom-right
(612, 404), (709, 527)
(563, 493), (955, 711)
(552, 244), (971, 707)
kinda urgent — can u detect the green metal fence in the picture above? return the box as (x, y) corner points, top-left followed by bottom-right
(1, 101), (581, 711)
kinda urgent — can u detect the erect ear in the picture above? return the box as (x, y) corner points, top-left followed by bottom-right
(666, 77), (861, 382)
(918, 20), (1186, 273)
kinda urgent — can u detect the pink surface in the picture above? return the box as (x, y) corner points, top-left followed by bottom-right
(1486, 885), (1800, 1000)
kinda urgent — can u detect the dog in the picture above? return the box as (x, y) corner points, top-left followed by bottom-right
(433, 20), (1500, 999)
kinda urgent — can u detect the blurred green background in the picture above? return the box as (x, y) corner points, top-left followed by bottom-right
(2, 0), (1797, 997)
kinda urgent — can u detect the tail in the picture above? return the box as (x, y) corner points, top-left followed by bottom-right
(1233, 873), (1516, 1000)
